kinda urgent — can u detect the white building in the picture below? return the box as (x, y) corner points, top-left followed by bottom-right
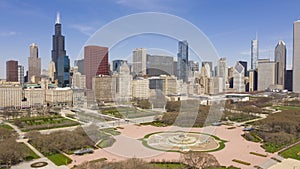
(258, 59), (276, 91)
(293, 20), (300, 93)
(233, 62), (245, 92)
(0, 85), (22, 108)
(72, 72), (86, 89)
(18, 65), (24, 86)
(132, 48), (147, 76)
(45, 88), (73, 106)
(24, 89), (45, 107)
(132, 78), (149, 99)
(115, 62), (132, 101)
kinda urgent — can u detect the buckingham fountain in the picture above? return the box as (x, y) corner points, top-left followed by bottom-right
(145, 131), (221, 152)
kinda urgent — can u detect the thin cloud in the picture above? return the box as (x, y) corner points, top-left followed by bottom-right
(70, 24), (95, 36)
(0, 31), (17, 36)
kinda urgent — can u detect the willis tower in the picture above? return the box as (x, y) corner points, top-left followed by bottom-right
(51, 12), (70, 87)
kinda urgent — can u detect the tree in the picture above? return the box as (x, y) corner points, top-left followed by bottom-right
(181, 151), (219, 169)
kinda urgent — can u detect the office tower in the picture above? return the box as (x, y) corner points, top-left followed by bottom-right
(189, 61), (199, 72)
(217, 57), (227, 90)
(57, 55), (70, 87)
(274, 40), (286, 89)
(251, 38), (259, 70)
(112, 60), (126, 73)
(72, 67), (86, 89)
(51, 12), (67, 82)
(202, 61), (213, 77)
(238, 61), (248, 76)
(160, 75), (177, 95)
(249, 70), (257, 92)
(257, 59), (276, 91)
(202, 63), (212, 78)
(28, 43), (41, 82)
(233, 62), (245, 92)
(208, 77), (223, 95)
(18, 65), (24, 86)
(147, 55), (174, 76)
(115, 62), (132, 101)
(84, 46), (109, 89)
(74, 59), (85, 75)
(286, 70), (293, 91)
(92, 75), (116, 102)
(173, 61), (178, 77)
(177, 40), (189, 82)
(132, 48), (147, 76)
(293, 20), (300, 93)
(228, 67), (234, 88)
(48, 61), (56, 82)
(6, 60), (18, 82)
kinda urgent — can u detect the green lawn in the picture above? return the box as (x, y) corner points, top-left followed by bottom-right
(273, 106), (300, 111)
(13, 115), (79, 131)
(0, 124), (13, 130)
(101, 128), (121, 136)
(97, 137), (116, 148)
(262, 143), (284, 153)
(20, 143), (40, 161)
(151, 162), (188, 168)
(47, 153), (72, 166)
(280, 143), (300, 160)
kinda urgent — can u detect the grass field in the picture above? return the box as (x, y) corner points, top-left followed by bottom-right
(13, 115), (79, 131)
(151, 162), (188, 168)
(20, 143), (40, 161)
(273, 106), (300, 110)
(280, 143), (300, 160)
(47, 153), (72, 166)
(0, 124), (13, 130)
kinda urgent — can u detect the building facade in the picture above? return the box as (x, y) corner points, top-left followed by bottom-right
(6, 60), (18, 82)
(92, 75), (116, 103)
(24, 89), (45, 107)
(28, 43), (41, 82)
(274, 40), (286, 89)
(0, 85), (22, 108)
(293, 20), (300, 93)
(258, 59), (276, 91)
(132, 48), (147, 76)
(45, 88), (73, 106)
(84, 45), (109, 89)
(18, 65), (24, 86)
(233, 62), (245, 92)
(132, 78), (149, 99)
(147, 54), (174, 76)
(177, 40), (189, 82)
(251, 39), (259, 70)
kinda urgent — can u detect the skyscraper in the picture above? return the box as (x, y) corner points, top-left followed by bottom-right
(258, 59), (276, 91)
(18, 65), (24, 86)
(132, 48), (147, 76)
(6, 60), (18, 82)
(274, 40), (286, 89)
(238, 61), (248, 77)
(48, 61), (56, 82)
(251, 38), (259, 70)
(177, 40), (189, 82)
(51, 12), (68, 85)
(217, 57), (227, 90)
(293, 20), (300, 93)
(233, 62), (245, 92)
(84, 45), (109, 89)
(74, 59), (85, 75)
(28, 43), (41, 82)
(57, 55), (70, 87)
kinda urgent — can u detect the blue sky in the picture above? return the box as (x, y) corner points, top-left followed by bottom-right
(0, 0), (299, 78)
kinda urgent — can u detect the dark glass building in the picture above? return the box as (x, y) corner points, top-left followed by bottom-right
(238, 61), (248, 77)
(6, 60), (18, 82)
(177, 40), (189, 82)
(51, 12), (69, 86)
(57, 55), (70, 87)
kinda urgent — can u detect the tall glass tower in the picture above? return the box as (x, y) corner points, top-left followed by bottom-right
(51, 12), (69, 87)
(251, 38), (259, 70)
(274, 40), (286, 88)
(177, 40), (189, 83)
(293, 20), (300, 93)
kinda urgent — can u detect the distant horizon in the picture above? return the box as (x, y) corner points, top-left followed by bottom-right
(1, 0), (299, 78)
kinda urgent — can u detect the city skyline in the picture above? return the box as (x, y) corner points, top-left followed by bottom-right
(1, 0), (300, 78)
